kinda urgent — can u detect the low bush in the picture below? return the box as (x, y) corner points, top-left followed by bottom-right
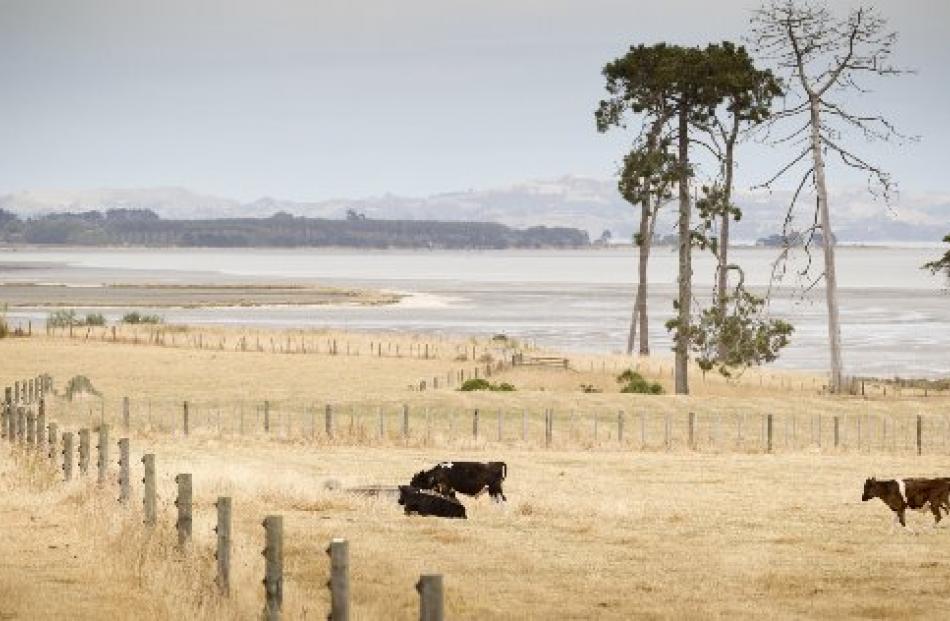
(64, 375), (101, 401)
(459, 379), (517, 392)
(84, 312), (106, 326)
(122, 311), (163, 325)
(616, 369), (664, 395)
(47, 309), (79, 328)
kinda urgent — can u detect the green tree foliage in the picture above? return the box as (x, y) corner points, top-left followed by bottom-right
(923, 235), (950, 283)
(686, 290), (793, 378)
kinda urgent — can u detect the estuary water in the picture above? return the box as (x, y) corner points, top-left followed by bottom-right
(0, 245), (947, 378)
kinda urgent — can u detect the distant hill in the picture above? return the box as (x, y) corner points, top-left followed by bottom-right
(1, 176), (947, 243)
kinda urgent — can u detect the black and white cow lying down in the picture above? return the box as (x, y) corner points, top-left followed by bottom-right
(862, 477), (950, 530)
(410, 461), (508, 503)
(398, 485), (467, 519)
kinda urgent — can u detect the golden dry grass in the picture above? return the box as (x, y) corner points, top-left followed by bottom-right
(2, 328), (950, 619)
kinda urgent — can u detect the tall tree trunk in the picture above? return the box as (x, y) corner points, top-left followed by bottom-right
(675, 107), (691, 395)
(809, 95), (844, 392)
(627, 196), (652, 355)
(717, 129), (737, 360)
(639, 202), (656, 356)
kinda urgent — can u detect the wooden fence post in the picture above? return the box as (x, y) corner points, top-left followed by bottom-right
(664, 413), (671, 451)
(118, 438), (130, 504)
(834, 416), (840, 449)
(97, 424), (110, 486)
(417, 574), (444, 621)
(26, 410), (36, 446)
(403, 404), (410, 440)
(183, 401), (190, 436)
(216, 497), (232, 596)
(917, 415), (922, 456)
(472, 409), (479, 441)
(123, 396), (130, 431)
(325, 404), (333, 439)
(175, 473), (193, 547)
(78, 428), (90, 475)
(142, 454), (157, 526)
(36, 400), (46, 450)
(263, 515), (284, 621)
(688, 412), (696, 451)
(16, 407), (25, 442)
(47, 423), (58, 459)
(545, 410), (553, 448)
(327, 538), (349, 621)
(62, 432), (74, 481)
(766, 414), (773, 453)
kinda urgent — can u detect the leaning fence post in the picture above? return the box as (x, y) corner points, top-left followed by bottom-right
(766, 414), (773, 453)
(97, 424), (110, 486)
(62, 432), (74, 481)
(417, 574), (444, 621)
(216, 497), (232, 596)
(47, 423), (58, 459)
(142, 454), (157, 526)
(183, 401), (190, 436)
(175, 473), (193, 547)
(78, 428), (90, 475)
(325, 404), (333, 439)
(917, 415), (922, 456)
(327, 538), (349, 621)
(263, 515), (284, 621)
(117, 438), (130, 504)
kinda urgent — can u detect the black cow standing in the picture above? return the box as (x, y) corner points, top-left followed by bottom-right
(410, 461), (508, 502)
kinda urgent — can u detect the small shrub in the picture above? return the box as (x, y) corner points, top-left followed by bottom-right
(460, 378), (491, 391)
(64, 375), (101, 401)
(616, 369), (664, 395)
(122, 311), (163, 325)
(458, 379), (517, 392)
(83, 312), (106, 326)
(580, 384), (602, 393)
(47, 308), (79, 328)
(0, 303), (8, 338)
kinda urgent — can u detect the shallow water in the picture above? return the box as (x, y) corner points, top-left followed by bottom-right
(1, 246), (947, 378)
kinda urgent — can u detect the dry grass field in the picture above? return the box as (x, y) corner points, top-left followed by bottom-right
(3, 328), (950, 619)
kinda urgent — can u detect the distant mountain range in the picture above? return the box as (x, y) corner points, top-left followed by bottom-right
(2, 176), (947, 243)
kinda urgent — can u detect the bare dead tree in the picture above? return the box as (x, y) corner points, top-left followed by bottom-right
(751, 1), (913, 393)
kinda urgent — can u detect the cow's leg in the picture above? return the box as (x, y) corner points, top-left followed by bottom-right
(930, 501), (942, 527)
(488, 480), (507, 503)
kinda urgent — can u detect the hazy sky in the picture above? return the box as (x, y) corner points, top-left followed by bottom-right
(1, 0), (948, 202)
